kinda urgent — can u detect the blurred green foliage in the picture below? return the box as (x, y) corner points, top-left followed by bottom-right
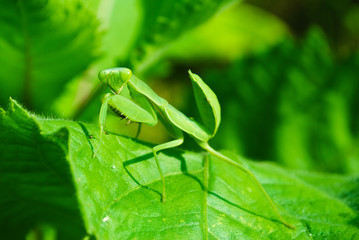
(126, 0), (239, 73)
(248, 0), (359, 55)
(0, 0), (99, 111)
(186, 29), (359, 174)
(165, 3), (289, 62)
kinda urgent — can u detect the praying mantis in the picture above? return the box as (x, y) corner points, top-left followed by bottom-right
(92, 67), (294, 229)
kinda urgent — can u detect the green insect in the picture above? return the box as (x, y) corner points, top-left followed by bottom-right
(92, 67), (294, 229)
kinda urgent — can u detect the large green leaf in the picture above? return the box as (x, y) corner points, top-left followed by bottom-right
(0, 0), (99, 111)
(0, 99), (86, 239)
(1, 99), (358, 239)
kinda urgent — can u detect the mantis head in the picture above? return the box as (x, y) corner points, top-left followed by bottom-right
(98, 67), (132, 93)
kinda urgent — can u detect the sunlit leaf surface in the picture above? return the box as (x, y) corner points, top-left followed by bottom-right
(1, 99), (358, 239)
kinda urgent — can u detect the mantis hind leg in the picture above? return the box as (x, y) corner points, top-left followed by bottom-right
(135, 123), (142, 139)
(152, 138), (184, 203)
(198, 141), (295, 230)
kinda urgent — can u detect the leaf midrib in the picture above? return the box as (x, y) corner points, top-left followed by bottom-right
(97, 168), (204, 230)
(203, 156), (209, 240)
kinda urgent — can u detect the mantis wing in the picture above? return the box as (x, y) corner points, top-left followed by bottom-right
(162, 105), (211, 142)
(188, 70), (221, 137)
(128, 85), (158, 124)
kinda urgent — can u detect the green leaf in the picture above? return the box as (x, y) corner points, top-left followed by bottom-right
(1, 99), (359, 239)
(96, 0), (140, 66)
(127, 0), (240, 73)
(166, 3), (289, 62)
(0, 99), (86, 239)
(0, 0), (99, 111)
(51, 0), (141, 119)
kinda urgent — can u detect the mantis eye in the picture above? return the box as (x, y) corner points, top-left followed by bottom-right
(119, 68), (132, 82)
(98, 69), (111, 83)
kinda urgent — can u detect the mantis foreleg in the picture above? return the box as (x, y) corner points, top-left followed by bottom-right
(92, 95), (109, 158)
(93, 93), (157, 158)
(135, 123), (142, 139)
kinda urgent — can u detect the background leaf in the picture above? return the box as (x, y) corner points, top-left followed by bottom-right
(0, 0), (99, 111)
(125, 0), (241, 74)
(165, 3), (289, 63)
